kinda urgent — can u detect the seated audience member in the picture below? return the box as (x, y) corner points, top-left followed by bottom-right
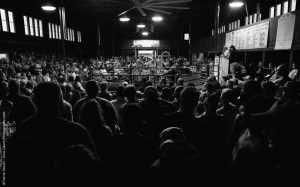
(149, 127), (186, 187)
(115, 103), (158, 187)
(289, 63), (299, 80)
(238, 80), (263, 113)
(14, 82), (96, 183)
(139, 86), (177, 137)
(230, 93), (273, 147)
(177, 78), (184, 86)
(24, 81), (35, 97)
(111, 85), (126, 125)
(59, 85), (73, 121)
(54, 144), (102, 187)
(124, 85), (139, 103)
(73, 80), (118, 133)
(216, 88), (239, 138)
(261, 81), (278, 107)
(78, 99), (113, 160)
(199, 81), (216, 102)
(159, 140), (212, 187)
(98, 81), (112, 101)
(160, 78), (168, 88)
(272, 64), (291, 99)
(0, 82), (13, 121)
(196, 101), (206, 116)
(64, 84), (74, 104)
(281, 81), (300, 100)
(8, 80), (36, 127)
(160, 87), (174, 102)
(246, 98), (300, 187)
(256, 61), (267, 82)
(74, 75), (85, 94)
(159, 87), (204, 149)
(228, 127), (272, 187)
(198, 93), (228, 148)
(172, 86), (185, 109)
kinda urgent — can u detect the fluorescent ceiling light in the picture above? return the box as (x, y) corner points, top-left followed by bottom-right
(229, 2), (244, 8)
(137, 24), (146, 28)
(152, 16), (163, 21)
(120, 17), (130, 22)
(142, 31), (149, 36)
(41, 5), (56, 11)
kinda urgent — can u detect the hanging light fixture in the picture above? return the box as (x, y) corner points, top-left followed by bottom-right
(229, 0), (244, 8)
(152, 15), (163, 22)
(137, 23), (146, 28)
(119, 14), (130, 22)
(41, 2), (56, 11)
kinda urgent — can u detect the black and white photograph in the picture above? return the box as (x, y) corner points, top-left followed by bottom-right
(1, 0), (300, 186)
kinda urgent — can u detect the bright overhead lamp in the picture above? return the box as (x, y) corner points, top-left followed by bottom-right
(41, 3), (56, 11)
(137, 23), (146, 28)
(152, 16), (163, 22)
(119, 15), (130, 22)
(229, 1), (244, 8)
(142, 31), (149, 36)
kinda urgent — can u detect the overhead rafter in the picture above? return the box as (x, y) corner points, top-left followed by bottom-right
(118, 0), (192, 17)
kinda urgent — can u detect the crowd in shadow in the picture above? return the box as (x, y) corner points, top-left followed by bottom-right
(0, 60), (300, 187)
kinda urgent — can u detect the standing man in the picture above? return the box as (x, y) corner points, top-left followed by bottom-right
(227, 45), (239, 79)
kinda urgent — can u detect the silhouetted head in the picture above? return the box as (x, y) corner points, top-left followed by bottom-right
(159, 127), (186, 145)
(115, 85), (125, 98)
(121, 103), (144, 132)
(261, 81), (277, 98)
(8, 80), (20, 94)
(243, 80), (262, 98)
(276, 64), (289, 77)
(204, 93), (219, 112)
(177, 78), (184, 86)
(174, 86), (185, 100)
(143, 86), (159, 100)
(74, 76), (81, 82)
(124, 85), (136, 102)
(85, 80), (99, 98)
(180, 87), (200, 111)
(220, 88), (235, 105)
(65, 84), (73, 93)
(161, 87), (173, 101)
(55, 144), (101, 187)
(34, 82), (62, 116)
(78, 99), (106, 128)
(68, 76), (74, 83)
(0, 82), (9, 99)
(99, 81), (108, 91)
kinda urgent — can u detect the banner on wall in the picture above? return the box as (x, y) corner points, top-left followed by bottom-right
(224, 21), (269, 50)
(275, 13), (296, 50)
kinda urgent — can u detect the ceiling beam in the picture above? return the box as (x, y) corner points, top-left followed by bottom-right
(146, 6), (190, 10)
(137, 7), (147, 16)
(146, 0), (192, 6)
(143, 7), (172, 14)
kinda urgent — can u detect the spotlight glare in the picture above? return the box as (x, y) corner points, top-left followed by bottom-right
(142, 31), (149, 36)
(152, 16), (163, 21)
(41, 5), (56, 11)
(137, 24), (146, 28)
(229, 2), (244, 8)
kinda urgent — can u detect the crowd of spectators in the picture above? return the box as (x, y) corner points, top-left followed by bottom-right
(0, 51), (300, 187)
